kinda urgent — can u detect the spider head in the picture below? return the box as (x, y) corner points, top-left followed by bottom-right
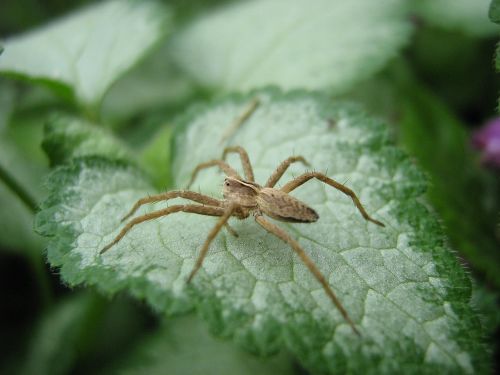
(223, 177), (259, 207)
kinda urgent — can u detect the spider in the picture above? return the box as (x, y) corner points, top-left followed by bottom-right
(100, 146), (384, 335)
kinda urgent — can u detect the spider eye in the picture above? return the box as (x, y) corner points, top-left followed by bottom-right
(224, 180), (230, 186)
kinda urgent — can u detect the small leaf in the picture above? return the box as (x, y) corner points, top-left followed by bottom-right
(139, 124), (174, 189)
(0, 0), (170, 108)
(37, 89), (487, 374)
(413, 0), (499, 37)
(490, 0), (500, 24)
(170, 0), (412, 93)
(117, 315), (295, 375)
(42, 114), (133, 167)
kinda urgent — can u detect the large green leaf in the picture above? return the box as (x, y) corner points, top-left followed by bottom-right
(346, 65), (500, 290)
(36, 89), (487, 374)
(0, 0), (170, 109)
(170, 0), (412, 93)
(100, 41), (195, 123)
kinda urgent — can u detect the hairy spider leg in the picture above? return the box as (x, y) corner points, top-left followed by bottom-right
(219, 98), (260, 145)
(187, 204), (237, 283)
(187, 160), (240, 189)
(281, 172), (384, 227)
(265, 156), (310, 188)
(100, 204), (225, 254)
(222, 146), (255, 182)
(121, 191), (223, 222)
(255, 215), (360, 336)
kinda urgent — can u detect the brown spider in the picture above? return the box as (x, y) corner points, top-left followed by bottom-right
(100, 146), (384, 335)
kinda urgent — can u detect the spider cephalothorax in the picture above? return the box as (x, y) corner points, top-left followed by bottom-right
(100, 146), (384, 335)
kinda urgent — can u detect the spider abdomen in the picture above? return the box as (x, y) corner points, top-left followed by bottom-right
(257, 188), (319, 223)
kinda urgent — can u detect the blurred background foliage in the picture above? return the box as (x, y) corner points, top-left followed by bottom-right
(0, 0), (499, 374)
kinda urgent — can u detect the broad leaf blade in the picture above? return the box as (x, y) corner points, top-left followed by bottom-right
(0, 0), (170, 108)
(170, 0), (412, 93)
(36, 90), (487, 374)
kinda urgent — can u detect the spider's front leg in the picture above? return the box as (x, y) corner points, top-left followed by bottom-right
(222, 146), (255, 182)
(100, 204), (225, 254)
(121, 191), (223, 222)
(265, 156), (310, 188)
(281, 172), (384, 227)
(186, 160), (240, 189)
(187, 204), (237, 282)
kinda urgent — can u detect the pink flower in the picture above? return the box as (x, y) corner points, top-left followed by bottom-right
(472, 117), (500, 167)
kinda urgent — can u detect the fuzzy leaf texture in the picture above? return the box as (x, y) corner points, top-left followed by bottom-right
(170, 0), (412, 93)
(0, 0), (169, 108)
(36, 90), (487, 374)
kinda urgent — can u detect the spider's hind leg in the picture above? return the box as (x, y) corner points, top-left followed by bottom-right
(255, 215), (360, 336)
(280, 172), (384, 227)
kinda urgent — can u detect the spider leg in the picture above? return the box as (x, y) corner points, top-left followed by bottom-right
(187, 204), (236, 283)
(222, 146), (255, 182)
(265, 156), (310, 188)
(187, 160), (241, 189)
(100, 204), (225, 254)
(121, 191), (223, 222)
(255, 215), (360, 336)
(219, 98), (260, 145)
(280, 172), (384, 227)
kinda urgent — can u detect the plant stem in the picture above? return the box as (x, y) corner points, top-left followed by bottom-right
(0, 162), (38, 213)
(0, 162), (53, 307)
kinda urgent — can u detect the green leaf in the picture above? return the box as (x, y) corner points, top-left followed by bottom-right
(21, 294), (95, 375)
(117, 315), (294, 375)
(170, 0), (412, 93)
(490, 0), (500, 24)
(0, 87), (47, 252)
(20, 292), (152, 375)
(0, 0), (170, 109)
(42, 114), (133, 167)
(36, 89), (487, 374)
(397, 79), (500, 291)
(413, 0), (499, 37)
(139, 124), (174, 189)
(347, 64), (500, 290)
(101, 42), (195, 123)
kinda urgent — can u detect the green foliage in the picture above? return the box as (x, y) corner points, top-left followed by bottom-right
(1, 1), (498, 374)
(170, 0), (412, 93)
(414, 0), (499, 36)
(42, 114), (133, 166)
(116, 315), (295, 375)
(36, 90), (487, 373)
(0, 0), (170, 110)
(489, 0), (500, 24)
